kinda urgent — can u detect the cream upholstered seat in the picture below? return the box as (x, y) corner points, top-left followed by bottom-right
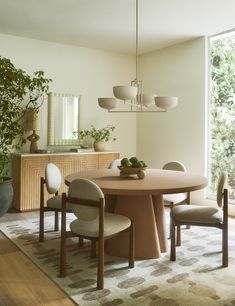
(163, 193), (186, 204)
(60, 178), (135, 290)
(170, 171), (228, 267)
(46, 195), (62, 210)
(39, 163), (69, 242)
(70, 212), (131, 238)
(108, 158), (122, 169)
(171, 205), (223, 223)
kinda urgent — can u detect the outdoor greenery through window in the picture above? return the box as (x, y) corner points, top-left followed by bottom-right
(209, 31), (235, 203)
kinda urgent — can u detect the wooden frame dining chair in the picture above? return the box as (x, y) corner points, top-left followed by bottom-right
(39, 163), (63, 242)
(162, 161), (190, 208)
(60, 178), (135, 290)
(170, 171), (228, 267)
(39, 162), (83, 246)
(162, 161), (190, 245)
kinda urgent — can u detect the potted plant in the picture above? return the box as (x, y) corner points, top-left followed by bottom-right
(74, 125), (116, 152)
(0, 56), (51, 216)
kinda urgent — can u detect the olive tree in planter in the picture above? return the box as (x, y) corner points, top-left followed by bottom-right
(0, 56), (51, 216)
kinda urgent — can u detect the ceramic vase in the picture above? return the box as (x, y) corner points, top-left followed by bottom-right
(93, 140), (105, 152)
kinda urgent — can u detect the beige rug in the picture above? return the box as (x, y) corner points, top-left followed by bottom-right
(1, 214), (235, 306)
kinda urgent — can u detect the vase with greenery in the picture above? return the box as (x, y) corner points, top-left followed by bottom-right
(0, 56), (51, 216)
(74, 125), (116, 152)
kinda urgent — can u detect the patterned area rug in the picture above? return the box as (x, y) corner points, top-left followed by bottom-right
(1, 214), (235, 306)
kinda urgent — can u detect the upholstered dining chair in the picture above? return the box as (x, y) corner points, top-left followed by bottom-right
(60, 178), (135, 290)
(162, 161), (190, 207)
(170, 171), (228, 267)
(39, 163), (74, 243)
(162, 161), (190, 244)
(108, 158), (122, 169)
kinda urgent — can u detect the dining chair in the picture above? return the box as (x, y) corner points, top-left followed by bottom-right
(108, 158), (122, 169)
(60, 178), (135, 290)
(170, 171), (228, 267)
(39, 163), (79, 244)
(162, 161), (190, 244)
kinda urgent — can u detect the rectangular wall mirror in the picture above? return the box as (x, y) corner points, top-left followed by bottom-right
(48, 92), (81, 146)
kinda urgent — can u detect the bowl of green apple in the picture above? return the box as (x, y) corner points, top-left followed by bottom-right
(118, 157), (147, 179)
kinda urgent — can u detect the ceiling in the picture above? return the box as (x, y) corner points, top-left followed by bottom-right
(0, 0), (235, 55)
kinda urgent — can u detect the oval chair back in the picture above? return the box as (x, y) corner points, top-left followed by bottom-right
(217, 171), (228, 208)
(162, 161), (186, 172)
(45, 163), (62, 194)
(68, 178), (104, 221)
(108, 159), (122, 169)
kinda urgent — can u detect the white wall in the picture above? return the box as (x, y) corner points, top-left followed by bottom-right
(137, 38), (207, 203)
(2, 34), (233, 212)
(0, 33), (137, 157)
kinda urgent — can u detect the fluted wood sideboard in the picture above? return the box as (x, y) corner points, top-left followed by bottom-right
(12, 152), (120, 211)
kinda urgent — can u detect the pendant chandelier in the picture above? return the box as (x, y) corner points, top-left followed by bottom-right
(98, 0), (178, 113)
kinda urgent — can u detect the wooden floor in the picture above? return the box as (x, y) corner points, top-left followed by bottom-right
(0, 209), (76, 306)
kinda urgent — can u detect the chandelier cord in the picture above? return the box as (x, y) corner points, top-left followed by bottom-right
(135, 0), (138, 81)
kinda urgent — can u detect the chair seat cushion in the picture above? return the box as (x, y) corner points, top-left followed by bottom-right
(47, 195), (62, 209)
(70, 212), (131, 238)
(47, 195), (72, 211)
(163, 193), (186, 205)
(171, 204), (223, 224)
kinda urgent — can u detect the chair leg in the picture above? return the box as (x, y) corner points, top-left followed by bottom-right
(97, 237), (104, 290)
(168, 203), (174, 239)
(78, 237), (84, 247)
(54, 211), (59, 231)
(91, 240), (96, 258)
(170, 219), (176, 261)
(222, 227), (228, 267)
(60, 201), (67, 277)
(176, 225), (181, 246)
(129, 220), (135, 268)
(39, 178), (45, 242)
(186, 193), (190, 229)
(39, 208), (44, 242)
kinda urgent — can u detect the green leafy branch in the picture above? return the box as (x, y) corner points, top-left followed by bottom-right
(73, 125), (116, 142)
(0, 56), (52, 176)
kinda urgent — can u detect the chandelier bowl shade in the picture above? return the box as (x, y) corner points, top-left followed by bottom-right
(155, 96), (178, 110)
(113, 85), (137, 100)
(98, 98), (118, 110)
(140, 94), (156, 107)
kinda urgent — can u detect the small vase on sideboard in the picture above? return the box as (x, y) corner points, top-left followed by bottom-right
(93, 140), (105, 152)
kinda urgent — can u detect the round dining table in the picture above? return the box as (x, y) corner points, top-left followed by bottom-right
(65, 168), (207, 259)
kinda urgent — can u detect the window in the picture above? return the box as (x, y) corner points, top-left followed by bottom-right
(208, 32), (235, 203)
